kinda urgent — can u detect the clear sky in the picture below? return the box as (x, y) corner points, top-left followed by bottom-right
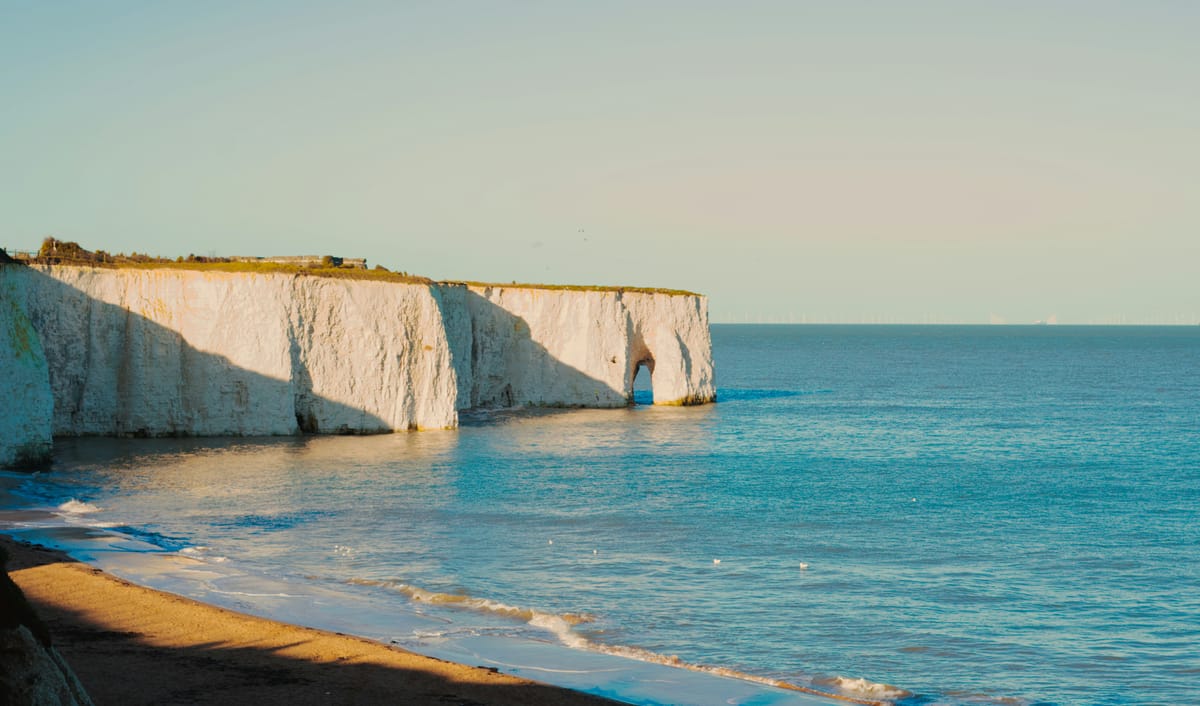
(3, 2), (1197, 324)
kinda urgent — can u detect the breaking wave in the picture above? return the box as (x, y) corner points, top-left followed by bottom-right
(350, 577), (899, 705)
(178, 546), (229, 563)
(814, 676), (913, 702)
(348, 578), (595, 627)
(56, 499), (101, 515)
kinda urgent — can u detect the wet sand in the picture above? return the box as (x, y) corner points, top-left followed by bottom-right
(1, 535), (619, 706)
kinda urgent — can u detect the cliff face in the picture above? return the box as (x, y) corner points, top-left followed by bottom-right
(0, 269), (53, 468)
(0, 265), (714, 467)
(453, 285), (715, 408)
(11, 266), (459, 438)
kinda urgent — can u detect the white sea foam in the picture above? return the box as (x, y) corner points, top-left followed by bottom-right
(816, 675), (912, 701)
(348, 578), (595, 628)
(56, 499), (101, 514)
(351, 576), (895, 705)
(176, 546), (229, 563)
(527, 612), (589, 649)
(179, 545), (224, 559)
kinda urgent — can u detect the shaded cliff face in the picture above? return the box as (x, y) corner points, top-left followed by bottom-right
(0, 267), (53, 468)
(451, 285), (715, 408)
(0, 266), (713, 467)
(13, 266), (459, 438)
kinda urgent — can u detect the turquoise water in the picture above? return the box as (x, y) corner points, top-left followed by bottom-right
(6, 325), (1199, 705)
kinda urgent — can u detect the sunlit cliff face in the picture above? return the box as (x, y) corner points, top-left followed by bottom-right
(0, 266), (714, 468)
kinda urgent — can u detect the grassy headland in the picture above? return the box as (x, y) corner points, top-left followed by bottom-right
(10, 238), (432, 284)
(5, 239), (700, 295)
(443, 280), (701, 297)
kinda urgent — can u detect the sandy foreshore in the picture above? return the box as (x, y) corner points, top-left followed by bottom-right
(1, 535), (620, 706)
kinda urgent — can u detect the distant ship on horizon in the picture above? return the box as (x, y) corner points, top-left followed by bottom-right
(1033, 314), (1059, 325)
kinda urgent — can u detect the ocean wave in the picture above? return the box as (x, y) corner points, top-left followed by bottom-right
(348, 578), (596, 627)
(814, 676), (912, 701)
(178, 546), (229, 563)
(563, 642), (897, 706)
(56, 499), (102, 514)
(351, 576), (896, 705)
(108, 525), (191, 551)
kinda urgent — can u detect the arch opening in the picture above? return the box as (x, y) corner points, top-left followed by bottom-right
(631, 358), (654, 406)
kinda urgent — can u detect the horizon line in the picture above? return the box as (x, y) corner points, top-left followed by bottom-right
(709, 321), (1200, 327)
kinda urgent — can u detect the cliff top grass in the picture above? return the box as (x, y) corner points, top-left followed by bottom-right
(12, 239), (432, 284)
(6, 240), (701, 295)
(443, 280), (701, 297)
(97, 260), (434, 284)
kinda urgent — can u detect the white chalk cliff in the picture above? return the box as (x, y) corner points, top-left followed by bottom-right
(0, 268), (54, 468)
(0, 265), (714, 468)
(451, 285), (714, 408)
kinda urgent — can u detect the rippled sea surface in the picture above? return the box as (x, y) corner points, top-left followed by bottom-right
(12, 325), (1200, 705)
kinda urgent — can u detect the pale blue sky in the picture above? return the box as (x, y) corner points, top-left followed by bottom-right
(3, 2), (1197, 323)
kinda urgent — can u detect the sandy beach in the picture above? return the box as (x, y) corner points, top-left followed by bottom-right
(2, 535), (618, 706)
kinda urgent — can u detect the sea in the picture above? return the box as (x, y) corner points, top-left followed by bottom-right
(2, 325), (1198, 706)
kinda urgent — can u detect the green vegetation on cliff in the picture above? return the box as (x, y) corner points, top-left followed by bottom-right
(112, 260), (432, 284)
(20, 238), (432, 284)
(443, 280), (701, 297)
(13, 238), (701, 294)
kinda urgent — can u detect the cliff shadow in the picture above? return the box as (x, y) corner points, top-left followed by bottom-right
(12, 266), (390, 444)
(446, 288), (632, 409)
(438, 286), (714, 410)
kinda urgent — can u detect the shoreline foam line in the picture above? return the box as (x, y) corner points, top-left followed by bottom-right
(0, 524), (889, 706)
(348, 577), (897, 706)
(0, 478), (897, 706)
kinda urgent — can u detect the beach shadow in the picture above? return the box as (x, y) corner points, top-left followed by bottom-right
(11, 266), (393, 442)
(3, 537), (617, 706)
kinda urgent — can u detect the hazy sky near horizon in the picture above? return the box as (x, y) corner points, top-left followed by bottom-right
(3, 2), (1197, 323)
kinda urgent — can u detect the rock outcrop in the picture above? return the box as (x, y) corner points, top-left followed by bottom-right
(0, 623), (94, 706)
(0, 546), (93, 706)
(0, 264), (714, 468)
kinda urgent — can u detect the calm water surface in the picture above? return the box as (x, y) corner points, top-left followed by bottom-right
(11, 325), (1200, 705)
